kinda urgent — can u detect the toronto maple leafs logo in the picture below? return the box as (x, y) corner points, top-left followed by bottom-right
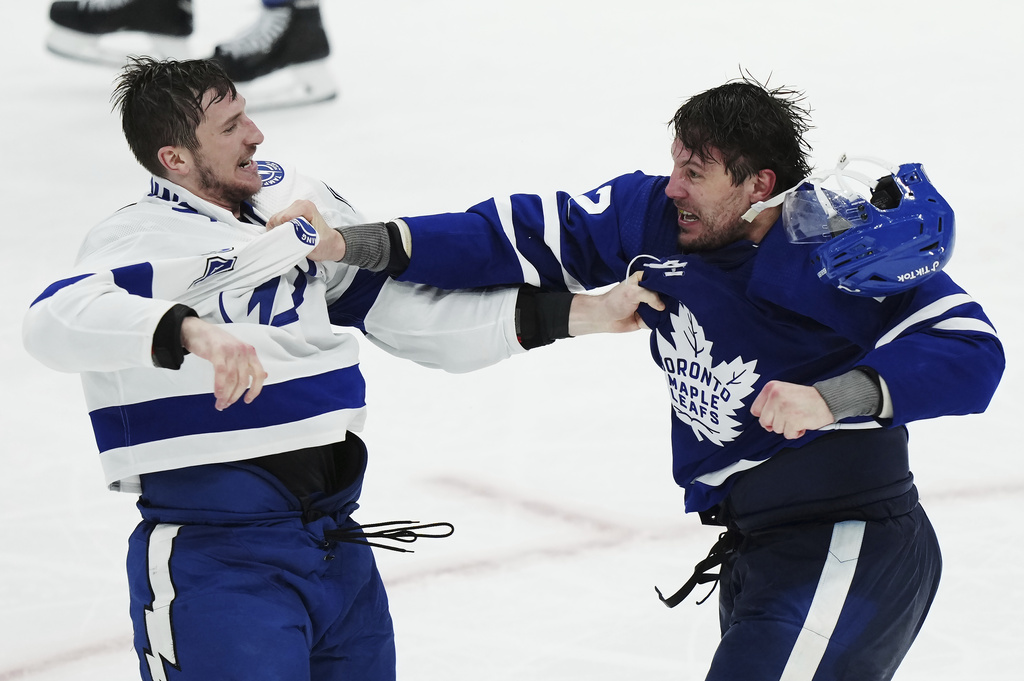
(656, 304), (760, 446)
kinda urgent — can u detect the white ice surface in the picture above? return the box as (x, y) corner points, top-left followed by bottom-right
(1, 1), (1021, 679)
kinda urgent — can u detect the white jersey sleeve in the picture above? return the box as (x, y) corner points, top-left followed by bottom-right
(363, 281), (525, 374)
(23, 218), (317, 373)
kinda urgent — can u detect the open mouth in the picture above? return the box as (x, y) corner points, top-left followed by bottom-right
(678, 209), (699, 224)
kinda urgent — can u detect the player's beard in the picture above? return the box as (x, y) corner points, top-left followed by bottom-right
(194, 153), (260, 208)
(677, 192), (759, 253)
(678, 211), (755, 253)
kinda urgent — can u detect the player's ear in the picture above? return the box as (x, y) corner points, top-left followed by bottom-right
(157, 145), (191, 178)
(750, 168), (777, 203)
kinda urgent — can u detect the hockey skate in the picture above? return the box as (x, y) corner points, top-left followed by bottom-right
(46, 0), (193, 66)
(212, 4), (337, 111)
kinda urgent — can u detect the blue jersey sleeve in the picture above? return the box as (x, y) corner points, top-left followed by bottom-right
(398, 172), (678, 291)
(747, 225), (1005, 427)
(859, 288), (1004, 425)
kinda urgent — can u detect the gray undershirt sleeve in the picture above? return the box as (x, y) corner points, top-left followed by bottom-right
(336, 222), (391, 271)
(813, 368), (882, 421)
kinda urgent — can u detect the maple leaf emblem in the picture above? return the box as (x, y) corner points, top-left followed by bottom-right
(656, 305), (760, 446)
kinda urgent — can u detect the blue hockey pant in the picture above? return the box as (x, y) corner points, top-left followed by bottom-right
(125, 460), (394, 681)
(707, 505), (941, 681)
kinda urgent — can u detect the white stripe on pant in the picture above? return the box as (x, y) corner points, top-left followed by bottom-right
(779, 520), (866, 681)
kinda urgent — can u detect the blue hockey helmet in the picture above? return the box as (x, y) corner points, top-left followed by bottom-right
(780, 156), (955, 296)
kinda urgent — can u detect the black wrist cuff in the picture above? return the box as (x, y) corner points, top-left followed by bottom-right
(152, 304), (198, 369)
(384, 221), (410, 277)
(515, 286), (573, 350)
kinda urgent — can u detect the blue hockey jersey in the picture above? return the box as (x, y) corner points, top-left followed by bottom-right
(394, 171), (1005, 512)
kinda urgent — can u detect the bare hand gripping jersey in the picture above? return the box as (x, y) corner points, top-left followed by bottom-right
(23, 161), (524, 493)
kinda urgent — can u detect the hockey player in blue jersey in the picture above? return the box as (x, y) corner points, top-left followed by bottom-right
(21, 57), (660, 681)
(356, 79), (1005, 679)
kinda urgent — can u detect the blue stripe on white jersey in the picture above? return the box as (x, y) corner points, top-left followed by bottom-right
(90, 364), (365, 453)
(30, 273), (93, 306)
(33, 263), (157, 306)
(112, 262), (155, 298)
(327, 268), (389, 332)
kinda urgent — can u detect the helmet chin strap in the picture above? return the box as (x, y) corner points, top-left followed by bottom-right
(741, 190), (788, 223)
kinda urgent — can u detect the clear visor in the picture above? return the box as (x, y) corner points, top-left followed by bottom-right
(782, 186), (858, 243)
(777, 155), (901, 244)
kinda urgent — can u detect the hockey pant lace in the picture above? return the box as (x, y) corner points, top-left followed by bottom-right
(324, 520), (455, 553)
(655, 529), (740, 608)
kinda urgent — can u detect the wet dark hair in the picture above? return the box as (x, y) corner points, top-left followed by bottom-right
(670, 75), (813, 194)
(111, 56), (238, 177)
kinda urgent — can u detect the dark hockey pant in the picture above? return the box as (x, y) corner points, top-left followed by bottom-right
(126, 449), (395, 681)
(706, 504), (941, 681)
(698, 428), (942, 680)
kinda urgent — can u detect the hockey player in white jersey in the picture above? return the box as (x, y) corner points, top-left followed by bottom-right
(21, 56), (660, 681)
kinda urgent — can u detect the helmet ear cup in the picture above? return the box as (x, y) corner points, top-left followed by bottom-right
(870, 175), (902, 210)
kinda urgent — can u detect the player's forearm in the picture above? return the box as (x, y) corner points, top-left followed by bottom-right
(566, 292), (608, 337)
(516, 273), (661, 348)
(567, 272), (662, 336)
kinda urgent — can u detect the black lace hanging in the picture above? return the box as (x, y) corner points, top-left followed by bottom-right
(324, 520), (455, 553)
(655, 530), (740, 608)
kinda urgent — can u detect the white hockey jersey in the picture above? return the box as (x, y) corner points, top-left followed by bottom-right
(23, 161), (523, 493)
